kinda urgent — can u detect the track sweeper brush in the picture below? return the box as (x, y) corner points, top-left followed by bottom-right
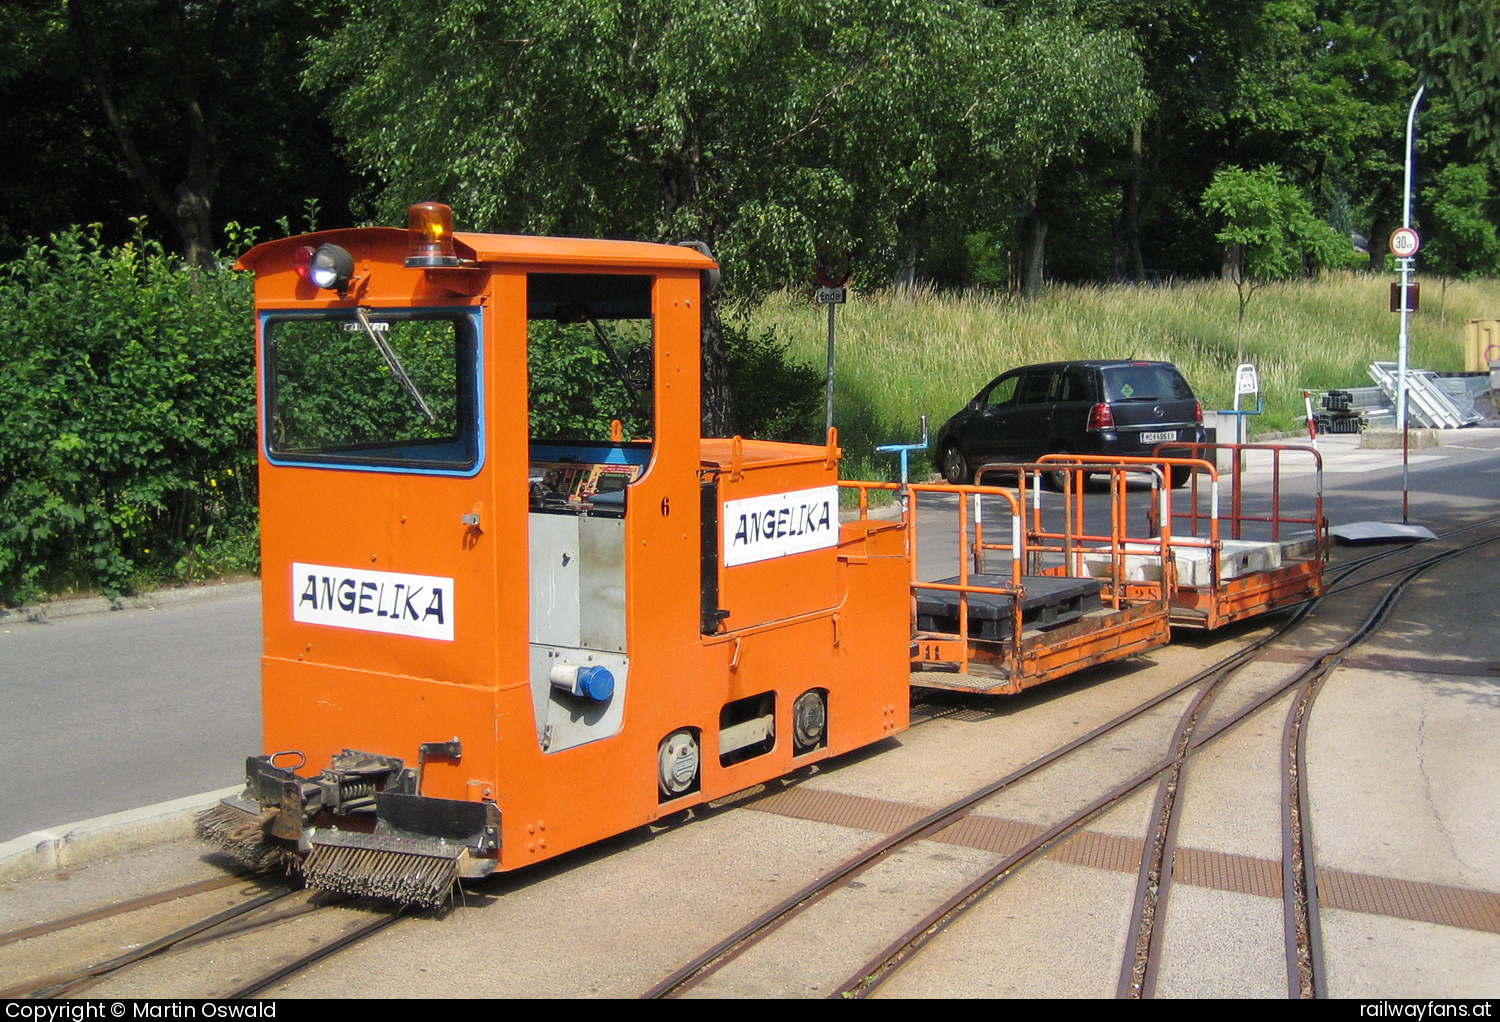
(198, 749), (501, 909)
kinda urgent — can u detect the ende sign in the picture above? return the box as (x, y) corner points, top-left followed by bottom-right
(293, 562), (455, 641)
(722, 486), (839, 567)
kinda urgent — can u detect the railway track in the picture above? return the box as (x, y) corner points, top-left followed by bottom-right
(0, 874), (402, 1000)
(644, 521), (1500, 999)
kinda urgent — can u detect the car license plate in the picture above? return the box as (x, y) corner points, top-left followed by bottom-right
(1141, 430), (1177, 444)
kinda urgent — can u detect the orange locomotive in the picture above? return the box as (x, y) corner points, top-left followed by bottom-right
(199, 204), (912, 907)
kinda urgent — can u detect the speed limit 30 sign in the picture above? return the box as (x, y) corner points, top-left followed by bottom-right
(1390, 227), (1421, 258)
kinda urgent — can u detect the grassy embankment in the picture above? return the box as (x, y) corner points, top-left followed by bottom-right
(750, 271), (1500, 481)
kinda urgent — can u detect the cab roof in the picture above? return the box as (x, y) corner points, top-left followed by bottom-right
(236, 227), (718, 273)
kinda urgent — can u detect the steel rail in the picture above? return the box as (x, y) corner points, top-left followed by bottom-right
(844, 528), (1500, 1000)
(1282, 671), (1325, 998)
(1128, 549), (1420, 1001)
(224, 911), (404, 999)
(0, 874), (255, 950)
(645, 656), (1257, 998)
(1118, 665), (1228, 998)
(12, 888), (295, 998)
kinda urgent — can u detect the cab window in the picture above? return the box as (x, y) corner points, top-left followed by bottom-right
(263, 310), (480, 471)
(527, 274), (654, 442)
(526, 273), (655, 517)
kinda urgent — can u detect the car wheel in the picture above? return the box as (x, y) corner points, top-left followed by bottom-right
(1045, 449), (1080, 492)
(1170, 464), (1192, 489)
(940, 442), (971, 485)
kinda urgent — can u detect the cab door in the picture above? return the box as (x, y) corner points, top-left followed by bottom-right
(258, 299), (498, 797)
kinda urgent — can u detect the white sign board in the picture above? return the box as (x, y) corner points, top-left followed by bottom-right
(723, 486), (839, 567)
(1390, 227), (1421, 258)
(815, 286), (847, 305)
(292, 562), (455, 641)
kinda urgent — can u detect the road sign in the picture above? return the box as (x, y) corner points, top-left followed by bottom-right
(815, 286), (846, 305)
(814, 250), (851, 288)
(1389, 282), (1420, 312)
(1390, 227), (1421, 258)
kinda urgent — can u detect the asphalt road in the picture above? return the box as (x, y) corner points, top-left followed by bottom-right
(2, 429), (1496, 843)
(0, 592), (261, 841)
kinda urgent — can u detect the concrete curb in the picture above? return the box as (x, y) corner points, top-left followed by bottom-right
(1361, 428), (1442, 450)
(0, 785), (241, 879)
(838, 502), (904, 523)
(0, 579), (262, 625)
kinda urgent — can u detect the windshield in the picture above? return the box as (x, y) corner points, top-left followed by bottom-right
(264, 310), (480, 471)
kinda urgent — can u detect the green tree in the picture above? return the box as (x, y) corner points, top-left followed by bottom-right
(1393, 0), (1500, 164)
(1201, 164), (1348, 362)
(983, 10), (1146, 298)
(0, 0), (359, 266)
(1090, 0), (1277, 281)
(1421, 163), (1500, 320)
(307, 0), (1146, 425)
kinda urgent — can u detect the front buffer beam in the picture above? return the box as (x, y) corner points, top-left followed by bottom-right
(197, 749), (500, 909)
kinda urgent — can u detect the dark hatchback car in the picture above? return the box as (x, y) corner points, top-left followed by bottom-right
(936, 360), (1205, 487)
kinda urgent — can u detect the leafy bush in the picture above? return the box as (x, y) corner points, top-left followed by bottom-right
(0, 226), (257, 603)
(724, 319), (824, 443)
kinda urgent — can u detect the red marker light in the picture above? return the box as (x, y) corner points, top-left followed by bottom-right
(1087, 403), (1116, 431)
(292, 245), (315, 280)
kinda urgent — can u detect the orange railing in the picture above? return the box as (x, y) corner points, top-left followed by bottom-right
(974, 459), (1189, 608)
(840, 479), (1023, 674)
(1153, 442), (1327, 557)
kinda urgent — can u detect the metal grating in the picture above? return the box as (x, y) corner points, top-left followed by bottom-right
(1174, 847), (1283, 898)
(745, 785), (1500, 934)
(747, 788), (929, 835)
(1050, 830), (1146, 874)
(911, 699), (1005, 724)
(935, 815), (1044, 855)
(1318, 869), (1500, 934)
(910, 669), (1011, 692)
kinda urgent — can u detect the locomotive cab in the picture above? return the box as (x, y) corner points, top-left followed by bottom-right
(199, 206), (912, 907)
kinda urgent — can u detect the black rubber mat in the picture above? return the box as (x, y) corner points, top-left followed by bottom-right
(915, 574), (1103, 639)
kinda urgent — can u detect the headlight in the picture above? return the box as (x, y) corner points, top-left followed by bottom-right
(308, 244), (355, 291)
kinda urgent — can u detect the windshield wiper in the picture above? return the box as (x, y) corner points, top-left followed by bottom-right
(584, 313), (640, 400)
(354, 306), (435, 424)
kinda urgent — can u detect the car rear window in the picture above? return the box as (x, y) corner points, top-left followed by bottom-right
(1102, 365), (1194, 402)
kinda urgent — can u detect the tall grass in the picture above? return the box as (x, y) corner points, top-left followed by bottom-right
(749, 272), (1500, 478)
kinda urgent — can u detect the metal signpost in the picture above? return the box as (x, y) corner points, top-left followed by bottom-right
(1395, 85), (1425, 525)
(814, 252), (851, 434)
(1231, 363), (1261, 445)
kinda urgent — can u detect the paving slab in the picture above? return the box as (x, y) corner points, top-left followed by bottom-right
(1154, 886), (1289, 998)
(1322, 908), (1500, 999)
